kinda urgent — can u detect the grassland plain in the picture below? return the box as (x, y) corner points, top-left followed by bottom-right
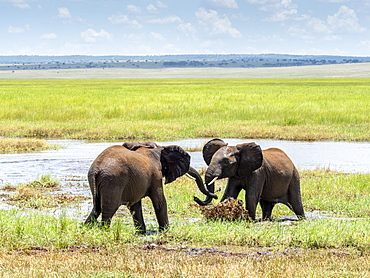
(1, 67), (370, 277)
(1, 77), (370, 141)
(0, 170), (369, 277)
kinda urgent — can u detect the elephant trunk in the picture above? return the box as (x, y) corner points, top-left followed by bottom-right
(193, 164), (219, 206)
(187, 166), (218, 200)
(205, 163), (221, 187)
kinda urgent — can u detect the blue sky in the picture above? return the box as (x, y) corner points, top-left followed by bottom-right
(1, 0), (370, 56)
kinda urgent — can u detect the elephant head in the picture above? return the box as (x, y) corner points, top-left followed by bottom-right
(194, 138), (263, 206)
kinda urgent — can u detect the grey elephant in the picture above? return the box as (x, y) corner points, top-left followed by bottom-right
(85, 141), (217, 234)
(194, 138), (305, 220)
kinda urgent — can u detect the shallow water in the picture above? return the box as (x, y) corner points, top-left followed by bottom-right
(1, 138), (369, 221)
(1, 138), (369, 185)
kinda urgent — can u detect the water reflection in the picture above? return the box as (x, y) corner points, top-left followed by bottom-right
(0, 138), (369, 185)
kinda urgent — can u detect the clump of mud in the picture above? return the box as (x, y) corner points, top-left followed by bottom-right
(193, 198), (250, 221)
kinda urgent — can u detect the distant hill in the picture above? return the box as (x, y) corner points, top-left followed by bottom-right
(1, 54), (369, 71)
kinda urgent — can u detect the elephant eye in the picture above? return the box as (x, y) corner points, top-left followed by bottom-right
(222, 157), (230, 165)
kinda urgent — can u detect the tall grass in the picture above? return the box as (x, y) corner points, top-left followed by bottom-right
(1, 78), (369, 140)
(0, 138), (59, 153)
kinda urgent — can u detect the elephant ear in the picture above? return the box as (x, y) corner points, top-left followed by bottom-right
(160, 145), (191, 184)
(123, 141), (158, 151)
(202, 138), (228, 165)
(236, 143), (263, 177)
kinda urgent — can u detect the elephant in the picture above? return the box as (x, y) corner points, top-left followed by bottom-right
(84, 141), (217, 234)
(194, 138), (305, 221)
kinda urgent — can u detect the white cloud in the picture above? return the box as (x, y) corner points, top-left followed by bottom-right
(56, 6), (85, 24)
(327, 5), (365, 33)
(323, 34), (341, 41)
(127, 4), (141, 13)
(14, 2), (30, 9)
(178, 23), (196, 33)
(80, 28), (113, 42)
(146, 1), (167, 14)
(288, 25), (315, 41)
(3, 0), (31, 9)
(359, 40), (370, 49)
(196, 8), (241, 38)
(260, 0), (298, 22)
(307, 18), (332, 34)
(203, 0), (238, 9)
(318, 0), (349, 2)
(40, 33), (57, 39)
(109, 14), (143, 29)
(306, 5), (365, 38)
(57, 7), (72, 19)
(7, 24), (30, 33)
(246, 0), (281, 4)
(123, 33), (146, 43)
(150, 32), (165, 41)
(148, 15), (182, 24)
(146, 4), (158, 14)
(156, 1), (167, 9)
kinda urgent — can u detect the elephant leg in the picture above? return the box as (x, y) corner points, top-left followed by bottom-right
(245, 194), (259, 220)
(260, 199), (276, 220)
(220, 178), (243, 202)
(84, 207), (101, 224)
(99, 183), (123, 227)
(100, 201), (120, 227)
(84, 195), (102, 224)
(129, 200), (146, 234)
(150, 192), (169, 232)
(245, 175), (264, 220)
(288, 169), (305, 219)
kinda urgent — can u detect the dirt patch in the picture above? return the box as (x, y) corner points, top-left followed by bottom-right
(191, 198), (250, 221)
(61, 245), (105, 253)
(142, 242), (300, 258)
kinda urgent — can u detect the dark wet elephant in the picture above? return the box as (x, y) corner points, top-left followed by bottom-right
(85, 141), (217, 234)
(194, 139), (305, 220)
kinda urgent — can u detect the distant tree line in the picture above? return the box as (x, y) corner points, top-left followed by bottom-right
(0, 54), (369, 71)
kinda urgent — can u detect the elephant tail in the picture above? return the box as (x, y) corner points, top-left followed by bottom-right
(91, 172), (100, 211)
(85, 171), (101, 224)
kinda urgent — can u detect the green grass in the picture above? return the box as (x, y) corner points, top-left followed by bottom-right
(0, 170), (369, 250)
(1, 78), (370, 140)
(0, 170), (369, 277)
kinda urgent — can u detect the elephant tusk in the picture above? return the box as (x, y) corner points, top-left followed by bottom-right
(185, 173), (196, 180)
(207, 177), (218, 186)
